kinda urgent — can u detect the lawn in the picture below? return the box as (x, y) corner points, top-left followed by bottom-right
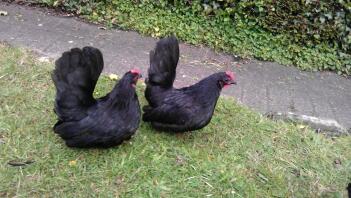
(0, 43), (350, 197)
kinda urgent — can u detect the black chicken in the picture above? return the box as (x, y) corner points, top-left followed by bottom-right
(143, 36), (237, 132)
(52, 47), (142, 148)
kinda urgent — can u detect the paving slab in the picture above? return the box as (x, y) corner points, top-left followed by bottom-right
(1, 2), (350, 129)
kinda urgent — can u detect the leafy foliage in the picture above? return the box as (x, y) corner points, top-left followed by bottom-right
(196, 0), (351, 53)
(35, 0), (351, 74)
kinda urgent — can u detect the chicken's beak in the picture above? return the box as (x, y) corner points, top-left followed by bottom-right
(230, 80), (237, 85)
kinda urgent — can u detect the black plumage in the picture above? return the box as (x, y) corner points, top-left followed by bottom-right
(143, 36), (237, 132)
(52, 47), (141, 148)
(145, 36), (179, 108)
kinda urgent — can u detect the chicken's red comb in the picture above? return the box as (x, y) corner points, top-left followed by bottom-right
(225, 71), (235, 80)
(130, 69), (141, 75)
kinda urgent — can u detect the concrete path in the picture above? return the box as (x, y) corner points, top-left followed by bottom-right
(1, 2), (350, 129)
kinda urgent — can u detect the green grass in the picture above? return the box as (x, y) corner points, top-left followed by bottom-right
(0, 44), (350, 197)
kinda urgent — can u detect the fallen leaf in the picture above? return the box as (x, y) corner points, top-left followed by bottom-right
(69, 160), (77, 166)
(109, 73), (119, 81)
(8, 159), (34, 166)
(297, 124), (306, 129)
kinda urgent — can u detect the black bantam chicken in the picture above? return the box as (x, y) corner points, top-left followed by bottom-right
(52, 47), (142, 148)
(143, 36), (237, 132)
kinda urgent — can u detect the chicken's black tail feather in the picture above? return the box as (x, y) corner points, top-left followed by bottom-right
(147, 36), (179, 88)
(52, 47), (103, 121)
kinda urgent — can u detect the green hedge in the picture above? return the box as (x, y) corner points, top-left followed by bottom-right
(35, 0), (351, 75)
(193, 0), (350, 53)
